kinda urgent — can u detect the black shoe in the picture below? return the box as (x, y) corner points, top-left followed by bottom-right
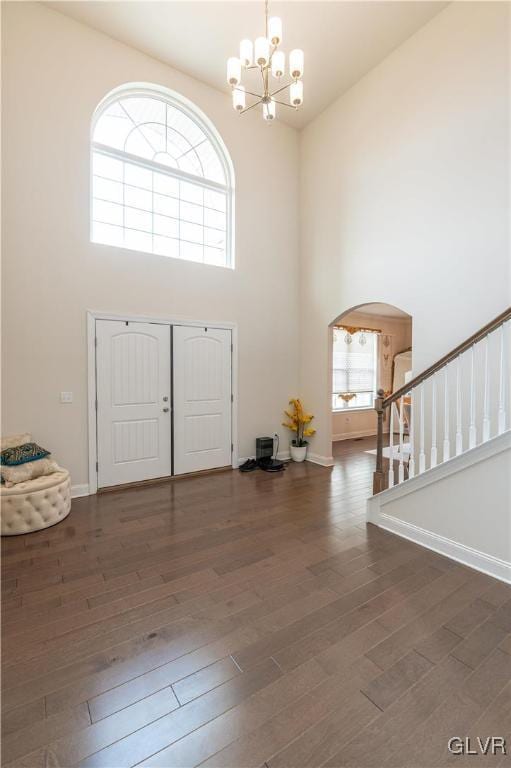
(258, 459), (286, 472)
(239, 459), (258, 472)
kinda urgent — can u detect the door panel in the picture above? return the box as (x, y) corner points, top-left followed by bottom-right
(112, 419), (159, 463)
(96, 320), (171, 488)
(111, 333), (159, 405)
(173, 326), (232, 474)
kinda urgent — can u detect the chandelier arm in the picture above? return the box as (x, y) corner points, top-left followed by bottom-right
(269, 81), (294, 98)
(239, 97), (264, 115)
(234, 86), (263, 99)
(271, 98), (297, 109)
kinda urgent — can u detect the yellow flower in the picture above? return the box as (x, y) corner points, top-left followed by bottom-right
(282, 398), (315, 443)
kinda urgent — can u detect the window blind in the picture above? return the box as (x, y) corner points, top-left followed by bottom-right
(332, 330), (378, 410)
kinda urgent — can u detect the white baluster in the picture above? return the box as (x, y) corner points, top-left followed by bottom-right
(455, 356), (463, 456)
(398, 397), (405, 484)
(419, 383), (426, 474)
(482, 335), (490, 443)
(443, 365), (450, 461)
(408, 390), (415, 479)
(469, 345), (476, 449)
(498, 323), (507, 435)
(388, 402), (394, 488)
(431, 374), (437, 468)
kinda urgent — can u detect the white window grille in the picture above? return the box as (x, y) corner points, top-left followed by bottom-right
(91, 86), (234, 268)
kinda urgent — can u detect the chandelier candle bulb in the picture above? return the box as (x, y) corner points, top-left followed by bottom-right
(255, 36), (270, 66)
(290, 79), (303, 106)
(239, 39), (253, 67)
(227, 57), (242, 86)
(268, 16), (282, 45)
(233, 86), (246, 111)
(263, 100), (276, 121)
(271, 50), (285, 78)
(289, 49), (304, 79)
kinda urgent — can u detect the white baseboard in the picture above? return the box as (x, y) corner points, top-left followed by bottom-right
(367, 510), (511, 584)
(71, 484), (90, 498)
(306, 452), (334, 467)
(332, 430), (377, 442)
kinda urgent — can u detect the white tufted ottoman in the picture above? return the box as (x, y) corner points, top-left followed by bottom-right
(1, 468), (71, 535)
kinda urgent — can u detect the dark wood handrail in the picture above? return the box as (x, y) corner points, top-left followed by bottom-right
(382, 306), (511, 408)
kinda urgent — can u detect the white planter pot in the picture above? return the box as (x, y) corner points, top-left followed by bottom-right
(290, 444), (307, 462)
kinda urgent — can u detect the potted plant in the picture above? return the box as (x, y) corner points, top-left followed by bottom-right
(282, 398), (315, 462)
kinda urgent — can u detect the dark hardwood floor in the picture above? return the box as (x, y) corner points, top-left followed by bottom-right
(2, 436), (510, 767)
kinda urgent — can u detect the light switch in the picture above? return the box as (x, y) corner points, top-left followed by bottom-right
(60, 392), (73, 403)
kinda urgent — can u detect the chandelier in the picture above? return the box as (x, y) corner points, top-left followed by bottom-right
(226, 0), (304, 121)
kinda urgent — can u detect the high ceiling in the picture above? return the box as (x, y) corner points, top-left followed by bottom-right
(46, 1), (448, 129)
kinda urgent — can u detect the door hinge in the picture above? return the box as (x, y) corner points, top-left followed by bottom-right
(231, 393), (234, 403)
(94, 337), (97, 347)
(96, 461), (99, 472)
(231, 443), (233, 453)
(95, 398), (98, 411)
(231, 343), (233, 353)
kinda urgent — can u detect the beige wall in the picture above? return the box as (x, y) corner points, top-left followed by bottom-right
(2, 1), (509, 483)
(1, 2), (300, 487)
(332, 310), (411, 441)
(300, 1), (510, 461)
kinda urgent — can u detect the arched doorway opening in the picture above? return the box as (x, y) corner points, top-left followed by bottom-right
(329, 302), (412, 461)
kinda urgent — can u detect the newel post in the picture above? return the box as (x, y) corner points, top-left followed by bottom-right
(373, 388), (386, 495)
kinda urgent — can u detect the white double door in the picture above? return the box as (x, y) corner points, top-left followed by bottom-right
(96, 320), (232, 488)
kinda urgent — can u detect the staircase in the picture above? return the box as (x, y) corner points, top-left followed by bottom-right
(368, 307), (511, 583)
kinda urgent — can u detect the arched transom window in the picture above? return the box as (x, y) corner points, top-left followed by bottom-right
(91, 86), (234, 267)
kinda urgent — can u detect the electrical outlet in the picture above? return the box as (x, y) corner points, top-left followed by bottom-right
(60, 392), (73, 403)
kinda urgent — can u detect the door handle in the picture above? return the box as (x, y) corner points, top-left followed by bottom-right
(163, 407), (170, 413)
